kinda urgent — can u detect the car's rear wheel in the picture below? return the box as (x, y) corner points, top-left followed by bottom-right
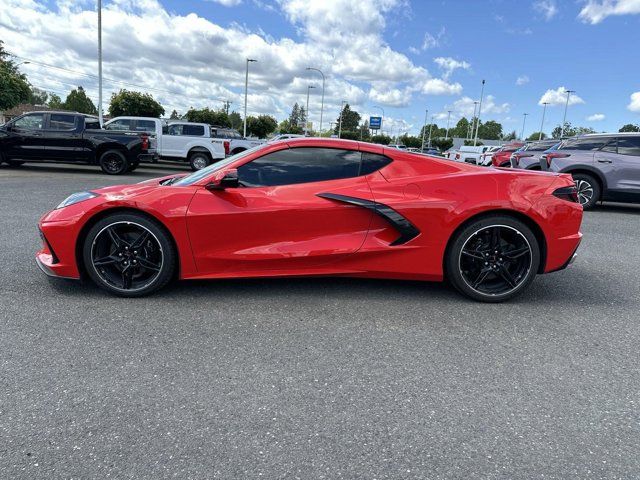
(189, 151), (211, 171)
(571, 173), (600, 210)
(82, 213), (176, 297)
(446, 216), (540, 302)
(99, 149), (129, 175)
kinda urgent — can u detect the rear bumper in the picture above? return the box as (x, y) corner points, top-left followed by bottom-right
(137, 153), (157, 163)
(546, 237), (581, 273)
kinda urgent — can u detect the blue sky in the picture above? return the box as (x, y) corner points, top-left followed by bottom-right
(2, 0), (640, 137)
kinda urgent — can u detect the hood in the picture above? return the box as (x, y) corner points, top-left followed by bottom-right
(92, 174), (188, 198)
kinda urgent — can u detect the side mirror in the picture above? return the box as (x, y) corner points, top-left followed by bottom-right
(206, 169), (239, 190)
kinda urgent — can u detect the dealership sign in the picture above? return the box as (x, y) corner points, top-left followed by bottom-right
(369, 116), (382, 130)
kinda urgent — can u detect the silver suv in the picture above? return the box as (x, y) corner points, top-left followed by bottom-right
(510, 140), (559, 170)
(541, 133), (640, 209)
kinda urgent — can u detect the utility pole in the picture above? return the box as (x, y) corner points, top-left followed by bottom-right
(243, 58), (257, 138)
(338, 100), (346, 139)
(304, 85), (315, 136)
(445, 110), (452, 139)
(306, 67), (325, 135)
(560, 90), (575, 138)
(473, 79), (485, 146)
(539, 102), (549, 140)
(97, 0), (103, 127)
(222, 100), (232, 115)
(469, 101), (479, 140)
(427, 115), (434, 148)
(421, 109), (428, 150)
(521, 113), (529, 140)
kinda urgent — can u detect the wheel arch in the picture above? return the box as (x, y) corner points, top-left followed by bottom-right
(95, 143), (128, 164)
(443, 209), (548, 276)
(559, 165), (607, 192)
(187, 146), (212, 157)
(75, 207), (181, 280)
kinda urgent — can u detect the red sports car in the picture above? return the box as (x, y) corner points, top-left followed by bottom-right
(37, 138), (582, 302)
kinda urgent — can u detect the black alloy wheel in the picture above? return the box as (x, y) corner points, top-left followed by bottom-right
(83, 213), (176, 296)
(99, 149), (129, 175)
(446, 216), (540, 302)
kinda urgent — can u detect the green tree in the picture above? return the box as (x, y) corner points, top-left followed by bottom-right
(419, 123), (446, 140)
(503, 130), (517, 141)
(279, 103), (304, 134)
(28, 87), (49, 105)
(552, 122), (596, 138)
(183, 107), (229, 126)
(527, 132), (547, 141)
(169, 109), (180, 119)
(0, 40), (31, 110)
(108, 89), (164, 118)
(450, 117), (470, 138)
(334, 104), (361, 134)
(48, 93), (64, 109)
(371, 134), (392, 145)
(246, 115), (277, 138)
(432, 137), (453, 151)
(398, 134), (422, 148)
(619, 123), (640, 132)
(62, 87), (97, 114)
(229, 111), (242, 131)
(478, 120), (503, 140)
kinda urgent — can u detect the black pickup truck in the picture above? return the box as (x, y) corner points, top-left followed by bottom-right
(0, 111), (152, 174)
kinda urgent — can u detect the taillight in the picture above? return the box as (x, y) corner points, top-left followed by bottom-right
(224, 141), (230, 155)
(455, 153), (460, 160)
(545, 152), (570, 167)
(140, 134), (149, 150)
(553, 185), (579, 203)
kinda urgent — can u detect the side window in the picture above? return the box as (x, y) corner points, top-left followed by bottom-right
(168, 124), (183, 136)
(361, 152), (392, 175)
(561, 138), (611, 151)
(182, 124), (205, 136)
(135, 120), (156, 132)
(105, 119), (132, 131)
(238, 147), (361, 187)
(49, 114), (76, 130)
(601, 138), (617, 154)
(617, 137), (640, 156)
(13, 114), (45, 130)
(85, 119), (101, 130)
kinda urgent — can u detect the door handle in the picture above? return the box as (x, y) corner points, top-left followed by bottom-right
(597, 159), (612, 164)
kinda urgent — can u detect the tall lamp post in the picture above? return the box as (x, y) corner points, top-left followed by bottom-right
(97, 0), (103, 127)
(445, 110), (452, 139)
(304, 85), (316, 136)
(427, 115), (435, 148)
(421, 109), (429, 150)
(560, 90), (575, 139)
(338, 100), (346, 139)
(469, 101), (479, 140)
(243, 58), (257, 138)
(306, 67), (324, 135)
(473, 79), (486, 146)
(539, 102), (549, 140)
(520, 113), (528, 140)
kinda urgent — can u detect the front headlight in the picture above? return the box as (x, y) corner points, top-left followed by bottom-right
(56, 191), (99, 209)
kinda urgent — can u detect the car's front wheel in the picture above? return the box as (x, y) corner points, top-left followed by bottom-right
(446, 215), (540, 302)
(82, 213), (176, 297)
(572, 173), (600, 210)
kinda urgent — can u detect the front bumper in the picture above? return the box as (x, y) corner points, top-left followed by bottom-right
(36, 225), (81, 279)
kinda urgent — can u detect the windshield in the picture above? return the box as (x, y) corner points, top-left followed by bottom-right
(173, 144), (268, 186)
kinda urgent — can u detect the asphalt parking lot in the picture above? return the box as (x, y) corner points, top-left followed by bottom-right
(1, 162), (639, 479)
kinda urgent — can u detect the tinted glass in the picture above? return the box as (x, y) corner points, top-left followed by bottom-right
(617, 137), (640, 156)
(135, 120), (156, 132)
(14, 114), (44, 130)
(361, 152), (392, 175)
(601, 139), (617, 154)
(168, 124), (182, 135)
(238, 147), (361, 187)
(85, 118), (101, 129)
(182, 124), (205, 136)
(105, 119), (132, 130)
(49, 114), (76, 130)
(561, 137), (611, 151)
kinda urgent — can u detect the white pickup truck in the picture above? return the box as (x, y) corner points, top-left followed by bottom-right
(210, 125), (264, 155)
(104, 117), (228, 170)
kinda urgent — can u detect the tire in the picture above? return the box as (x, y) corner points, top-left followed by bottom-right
(7, 160), (25, 167)
(445, 215), (540, 302)
(99, 149), (129, 175)
(127, 162), (139, 172)
(571, 173), (600, 210)
(189, 151), (211, 171)
(82, 212), (176, 297)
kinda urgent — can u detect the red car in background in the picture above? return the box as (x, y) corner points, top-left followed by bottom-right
(491, 142), (525, 167)
(37, 138), (582, 302)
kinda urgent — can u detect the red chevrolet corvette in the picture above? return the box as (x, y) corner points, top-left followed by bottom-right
(37, 138), (582, 302)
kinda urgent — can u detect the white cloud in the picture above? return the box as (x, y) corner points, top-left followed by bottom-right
(586, 113), (605, 121)
(445, 95), (510, 119)
(0, 0), (455, 127)
(433, 57), (470, 79)
(579, 0), (640, 24)
(206, 0), (242, 6)
(516, 75), (530, 86)
(412, 27), (446, 52)
(538, 87), (585, 106)
(533, 0), (559, 20)
(628, 92), (640, 112)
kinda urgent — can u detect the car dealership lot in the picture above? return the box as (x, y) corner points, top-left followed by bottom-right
(1, 164), (640, 478)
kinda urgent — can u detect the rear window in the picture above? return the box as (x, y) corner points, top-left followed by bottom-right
(49, 114), (76, 130)
(617, 137), (640, 156)
(135, 120), (156, 132)
(560, 137), (612, 151)
(183, 124), (205, 136)
(105, 119), (132, 131)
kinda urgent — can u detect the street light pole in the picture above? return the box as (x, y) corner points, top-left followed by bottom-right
(306, 67), (324, 135)
(539, 102), (549, 140)
(304, 85), (316, 136)
(97, 0), (103, 127)
(469, 101), (479, 140)
(560, 90), (575, 139)
(521, 113), (528, 140)
(243, 58), (257, 138)
(473, 79), (485, 146)
(445, 110), (452, 139)
(421, 109), (428, 150)
(427, 115), (434, 148)
(338, 100), (346, 139)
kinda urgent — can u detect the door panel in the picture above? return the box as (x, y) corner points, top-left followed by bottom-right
(44, 113), (86, 160)
(186, 176), (374, 274)
(5, 114), (46, 159)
